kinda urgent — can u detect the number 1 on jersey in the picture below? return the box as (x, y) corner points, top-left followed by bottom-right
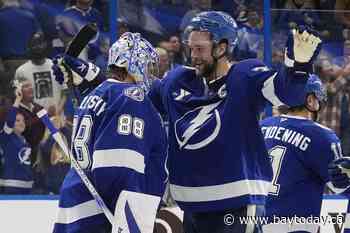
(268, 146), (286, 196)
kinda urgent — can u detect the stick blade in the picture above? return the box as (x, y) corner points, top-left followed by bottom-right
(66, 23), (98, 57)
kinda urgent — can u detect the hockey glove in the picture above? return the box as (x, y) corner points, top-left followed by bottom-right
(328, 157), (350, 189)
(285, 26), (322, 73)
(52, 54), (100, 86)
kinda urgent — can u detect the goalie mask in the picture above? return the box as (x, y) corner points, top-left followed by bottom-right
(108, 32), (159, 92)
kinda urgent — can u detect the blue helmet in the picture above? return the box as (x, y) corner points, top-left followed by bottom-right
(182, 11), (238, 54)
(108, 32), (159, 92)
(290, 74), (327, 108)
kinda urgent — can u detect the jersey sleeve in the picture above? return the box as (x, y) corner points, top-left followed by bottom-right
(0, 106), (18, 143)
(302, 128), (343, 192)
(1, 106), (18, 135)
(240, 59), (309, 108)
(148, 79), (167, 116)
(75, 72), (106, 102)
(91, 96), (167, 197)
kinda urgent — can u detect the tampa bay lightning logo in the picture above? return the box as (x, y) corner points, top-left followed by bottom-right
(175, 101), (222, 150)
(18, 147), (31, 165)
(124, 86), (145, 102)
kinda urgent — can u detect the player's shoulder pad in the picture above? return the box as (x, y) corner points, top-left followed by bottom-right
(164, 65), (196, 83)
(260, 116), (279, 127)
(102, 81), (146, 102)
(234, 59), (273, 77)
(309, 121), (339, 144)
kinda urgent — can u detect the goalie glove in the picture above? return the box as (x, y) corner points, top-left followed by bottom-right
(285, 26), (322, 73)
(52, 54), (100, 86)
(328, 157), (350, 189)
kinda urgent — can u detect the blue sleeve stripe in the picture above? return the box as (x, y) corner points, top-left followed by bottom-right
(92, 149), (145, 174)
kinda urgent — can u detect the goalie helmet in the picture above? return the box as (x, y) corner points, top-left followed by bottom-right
(108, 32), (159, 92)
(290, 74), (327, 108)
(182, 11), (238, 54)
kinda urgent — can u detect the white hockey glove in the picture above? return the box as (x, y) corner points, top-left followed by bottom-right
(285, 26), (322, 73)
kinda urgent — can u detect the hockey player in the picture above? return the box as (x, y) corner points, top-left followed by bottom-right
(260, 74), (348, 233)
(328, 151), (350, 232)
(53, 11), (323, 233)
(147, 11), (322, 233)
(52, 32), (168, 233)
(0, 84), (33, 194)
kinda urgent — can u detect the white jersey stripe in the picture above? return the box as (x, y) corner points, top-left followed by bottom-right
(245, 205), (257, 233)
(3, 123), (13, 134)
(92, 149), (145, 174)
(263, 223), (319, 233)
(261, 72), (284, 107)
(169, 180), (270, 202)
(344, 213), (350, 229)
(0, 179), (33, 188)
(56, 199), (103, 224)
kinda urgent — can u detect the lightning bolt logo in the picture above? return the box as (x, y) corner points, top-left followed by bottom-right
(175, 101), (222, 150)
(18, 147), (31, 165)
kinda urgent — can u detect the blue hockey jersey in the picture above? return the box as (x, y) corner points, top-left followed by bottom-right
(260, 115), (341, 220)
(0, 106), (33, 193)
(54, 79), (167, 231)
(149, 59), (313, 213)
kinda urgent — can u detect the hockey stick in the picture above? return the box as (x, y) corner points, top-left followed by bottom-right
(63, 23), (98, 106)
(36, 109), (114, 224)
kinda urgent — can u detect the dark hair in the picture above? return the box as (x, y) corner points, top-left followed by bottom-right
(107, 66), (128, 81)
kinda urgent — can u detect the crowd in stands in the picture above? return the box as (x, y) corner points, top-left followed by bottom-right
(1, 0), (350, 194)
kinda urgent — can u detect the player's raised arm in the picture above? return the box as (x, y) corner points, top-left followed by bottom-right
(1, 82), (23, 136)
(251, 26), (323, 108)
(52, 55), (105, 102)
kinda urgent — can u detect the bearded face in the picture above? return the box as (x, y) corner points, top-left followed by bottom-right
(187, 31), (215, 77)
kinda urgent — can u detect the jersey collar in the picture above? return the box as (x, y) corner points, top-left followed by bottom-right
(280, 114), (309, 120)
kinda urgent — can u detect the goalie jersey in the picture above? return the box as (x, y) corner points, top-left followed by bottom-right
(149, 59), (311, 213)
(54, 79), (167, 232)
(260, 115), (341, 232)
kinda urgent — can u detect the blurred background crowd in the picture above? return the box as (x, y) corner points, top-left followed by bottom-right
(0, 0), (350, 194)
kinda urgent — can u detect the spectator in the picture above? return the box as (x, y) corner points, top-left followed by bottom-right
(16, 76), (45, 165)
(56, 0), (103, 60)
(179, 0), (212, 31)
(316, 51), (350, 155)
(155, 47), (170, 78)
(236, 7), (264, 60)
(94, 35), (109, 73)
(15, 32), (65, 116)
(0, 70), (14, 103)
(277, 0), (319, 31)
(0, 85), (33, 194)
(158, 40), (180, 70)
(335, 0), (350, 29)
(0, 0), (41, 74)
(117, 17), (130, 37)
(38, 115), (70, 194)
(169, 34), (184, 65)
